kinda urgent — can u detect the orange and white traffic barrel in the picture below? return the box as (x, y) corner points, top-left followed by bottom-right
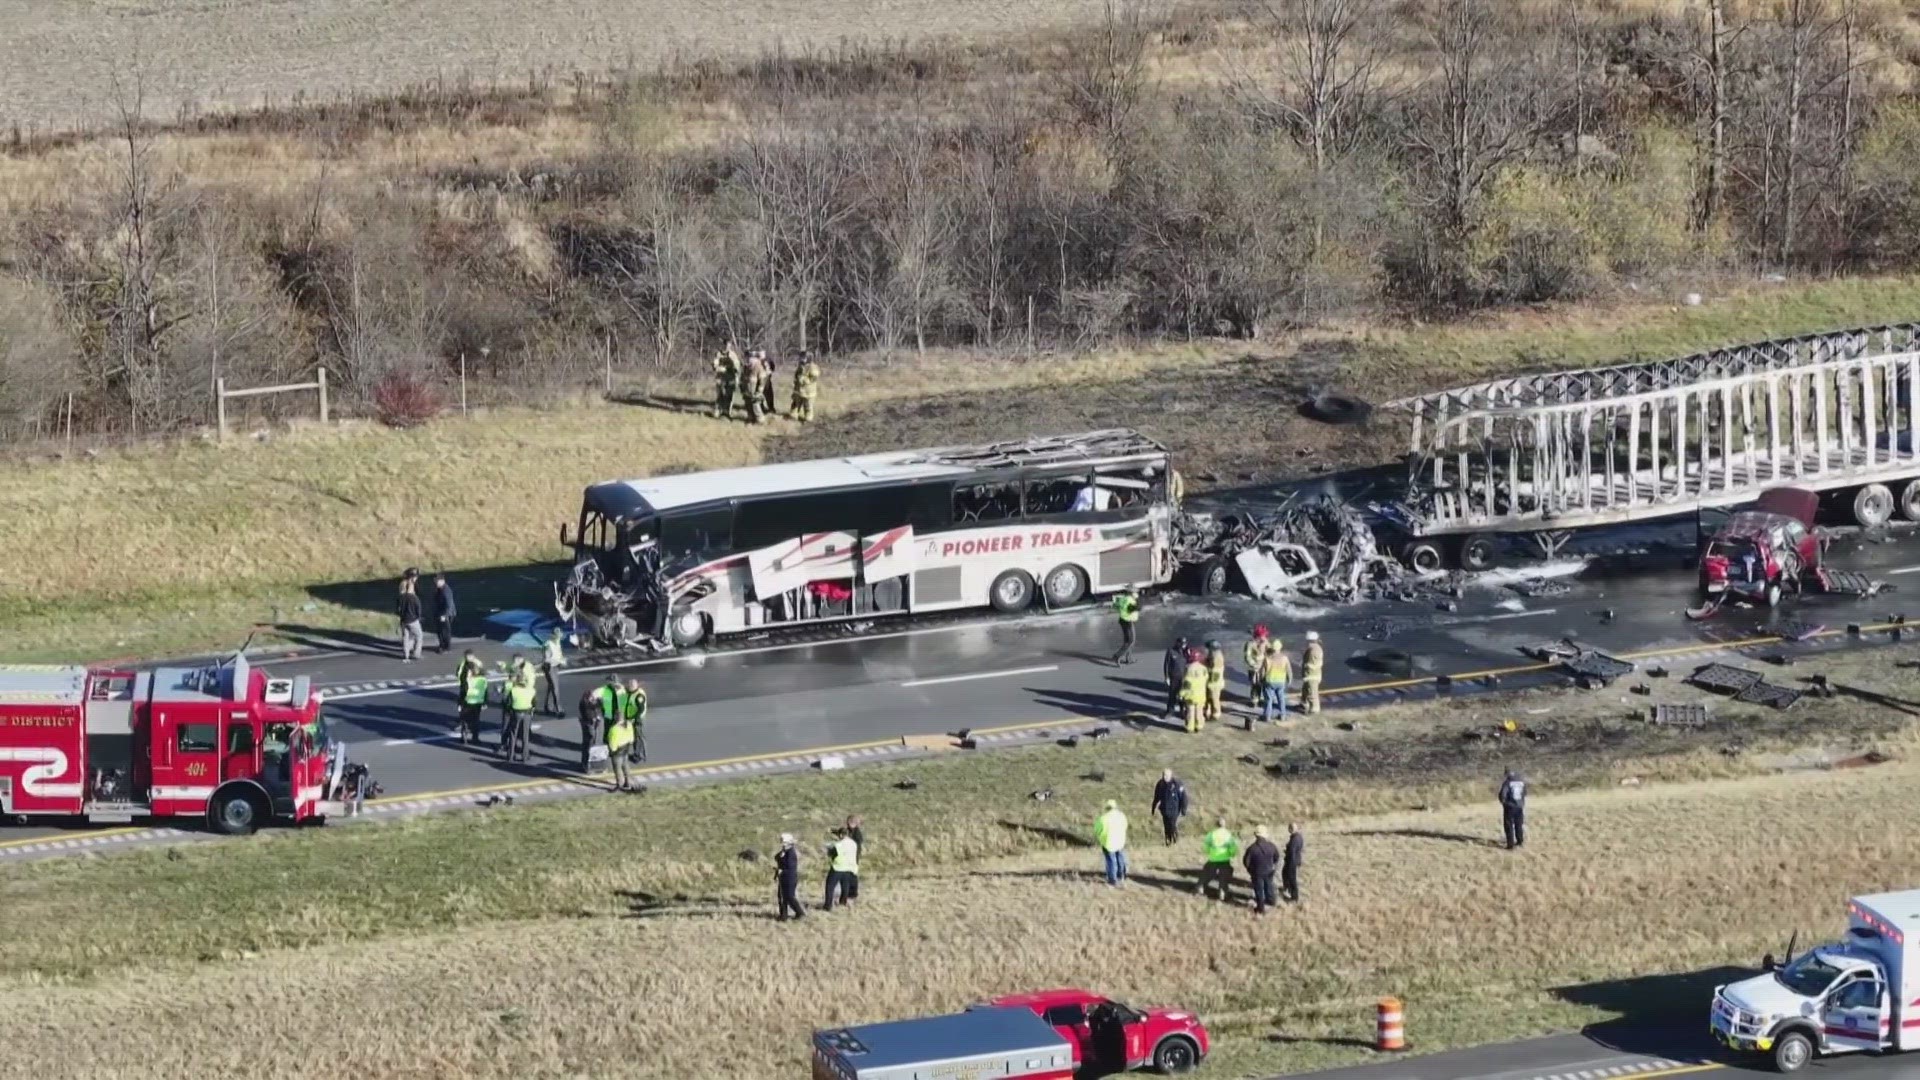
(1376, 996), (1405, 1052)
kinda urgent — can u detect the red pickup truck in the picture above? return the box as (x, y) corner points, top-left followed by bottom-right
(986, 988), (1210, 1074)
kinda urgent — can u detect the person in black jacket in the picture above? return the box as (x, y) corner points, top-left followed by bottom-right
(1282, 822), (1305, 902)
(1498, 769), (1528, 849)
(431, 573), (456, 654)
(774, 833), (804, 921)
(1150, 768), (1188, 844)
(1243, 825), (1280, 915)
(396, 577), (423, 662)
(1161, 636), (1189, 718)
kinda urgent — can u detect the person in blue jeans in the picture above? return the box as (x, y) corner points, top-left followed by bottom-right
(1094, 800), (1129, 886)
(1261, 642), (1292, 723)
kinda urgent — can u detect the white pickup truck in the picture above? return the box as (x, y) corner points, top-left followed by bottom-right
(1711, 890), (1920, 1072)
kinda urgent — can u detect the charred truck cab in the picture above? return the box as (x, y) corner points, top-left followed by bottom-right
(558, 430), (1179, 650)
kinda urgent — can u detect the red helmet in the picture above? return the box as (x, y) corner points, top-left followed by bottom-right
(1253, 624), (1270, 638)
(1187, 647), (1205, 663)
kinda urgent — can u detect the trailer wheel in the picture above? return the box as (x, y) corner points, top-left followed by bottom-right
(1152, 1036), (1200, 1074)
(210, 789), (264, 836)
(1400, 539), (1447, 574)
(668, 609), (709, 649)
(1900, 479), (1920, 522)
(1853, 483), (1895, 528)
(1457, 533), (1500, 572)
(988, 570), (1036, 612)
(1770, 1029), (1813, 1073)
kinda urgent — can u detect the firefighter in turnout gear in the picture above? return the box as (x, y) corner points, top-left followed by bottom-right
(712, 344), (741, 418)
(790, 351), (820, 421)
(1180, 648), (1209, 734)
(1243, 625), (1271, 708)
(1204, 640), (1227, 725)
(1198, 817), (1239, 901)
(622, 678), (648, 764)
(1302, 631), (1325, 715)
(742, 350), (769, 424)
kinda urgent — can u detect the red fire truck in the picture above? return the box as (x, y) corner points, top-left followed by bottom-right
(0, 654), (347, 835)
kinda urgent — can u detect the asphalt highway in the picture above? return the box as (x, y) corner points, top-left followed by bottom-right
(7, 518), (1920, 857)
(1290, 1025), (1920, 1079)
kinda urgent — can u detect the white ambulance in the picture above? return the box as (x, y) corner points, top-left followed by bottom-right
(1711, 889), (1920, 1072)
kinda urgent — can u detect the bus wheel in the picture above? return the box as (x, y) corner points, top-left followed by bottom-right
(989, 570), (1036, 612)
(668, 609), (709, 649)
(1042, 564), (1088, 606)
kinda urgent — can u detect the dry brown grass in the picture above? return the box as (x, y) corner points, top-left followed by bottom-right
(2, 644), (1918, 1078)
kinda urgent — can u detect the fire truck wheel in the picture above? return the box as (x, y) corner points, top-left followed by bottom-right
(1042, 563), (1089, 606)
(1456, 533), (1500, 572)
(1853, 483), (1895, 528)
(210, 788), (265, 836)
(1901, 479), (1920, 522)
(1770, 1028), (1813, 1072)
(989, 570), (1036, 612)
(1152, 1036), (1199, 1074)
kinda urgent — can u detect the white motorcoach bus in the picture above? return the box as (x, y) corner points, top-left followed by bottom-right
(558, 430), (1178, 648)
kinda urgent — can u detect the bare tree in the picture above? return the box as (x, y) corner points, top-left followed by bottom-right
(104, 77), (192, 431)
(1056, 0), (1158, 159)
(1690, 0), (1742, 232)
(1392, 0), (1568, 301)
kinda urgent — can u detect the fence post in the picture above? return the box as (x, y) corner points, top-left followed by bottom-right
(216, 377), (228, 440)
(63, 393), (73, 449)
(316, 366), (329, 423)
(604, 332), (613, 396)
(460, 353), (469, 414)
(1026, 296), (1035, 355)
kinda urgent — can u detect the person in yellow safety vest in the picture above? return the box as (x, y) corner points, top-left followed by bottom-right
(539, 628), (566, 717)
(1204, 640), (1227, 724)
(790, 351), (820, 422)
(1198, 817), (1239, 901)
(1094, 799), (1129, 886)
(1243, 625), (1271, 708)
(622, 678), (648, 764)
(824, 827), (860, 911)
(1262, 642), (1291, 725)
(1302, 630), (1325, 715)
(503, 667), (536, 763)
(454, 649), (486, 697)
(1109, 586), (1141, 665)
(605, 703), (635, 791)
(455, 660), (489, 745)
(1180, 648), (1209, 734)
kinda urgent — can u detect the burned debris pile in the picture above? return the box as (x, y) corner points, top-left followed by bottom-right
(1182, 495), (1411, 603)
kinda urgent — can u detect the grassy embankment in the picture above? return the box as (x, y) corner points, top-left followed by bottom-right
(7, 275), (1920, 663)
(2, 640), (1917, 1077)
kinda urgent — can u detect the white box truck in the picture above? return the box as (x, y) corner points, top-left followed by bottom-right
(1711, 889), (1920, 1072)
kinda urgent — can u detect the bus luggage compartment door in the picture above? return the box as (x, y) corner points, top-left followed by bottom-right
(861, 526), (917, 582)
(748, 531), (859, 601)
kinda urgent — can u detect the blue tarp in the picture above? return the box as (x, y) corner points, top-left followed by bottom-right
(482, 609), (573, 651)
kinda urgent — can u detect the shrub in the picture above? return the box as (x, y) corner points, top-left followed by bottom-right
(371, 370), (444, 428)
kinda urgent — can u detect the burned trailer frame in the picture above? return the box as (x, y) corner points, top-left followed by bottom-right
(1380, 323), (1920, 569)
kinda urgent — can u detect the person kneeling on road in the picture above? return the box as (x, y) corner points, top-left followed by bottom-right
(1198, 817), (1238, 901)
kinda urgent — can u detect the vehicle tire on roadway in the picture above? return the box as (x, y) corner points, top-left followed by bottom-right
(1901, 478), (1920, 522)
(1771, 1029), (1813, 1073)
(1400, 539), (1447, 574)
(1197, 556), (1230, 597)
(210, 788), (264, 836)
(1042, 563), (1089, 607)
(1457, 533), (1500, 572)
(1152, 1036), (1199, 1074)
(1853, 482), (1895, 528)
(668, 608), (709, 649)
(989, 569), (1036, 613)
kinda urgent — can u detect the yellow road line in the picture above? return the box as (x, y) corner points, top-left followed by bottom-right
(0, 825), (147, 852)
(1623, 1063), (1722, 1079)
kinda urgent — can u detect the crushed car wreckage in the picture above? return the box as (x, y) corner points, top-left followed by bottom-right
(1175, 495), (1411, 603)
